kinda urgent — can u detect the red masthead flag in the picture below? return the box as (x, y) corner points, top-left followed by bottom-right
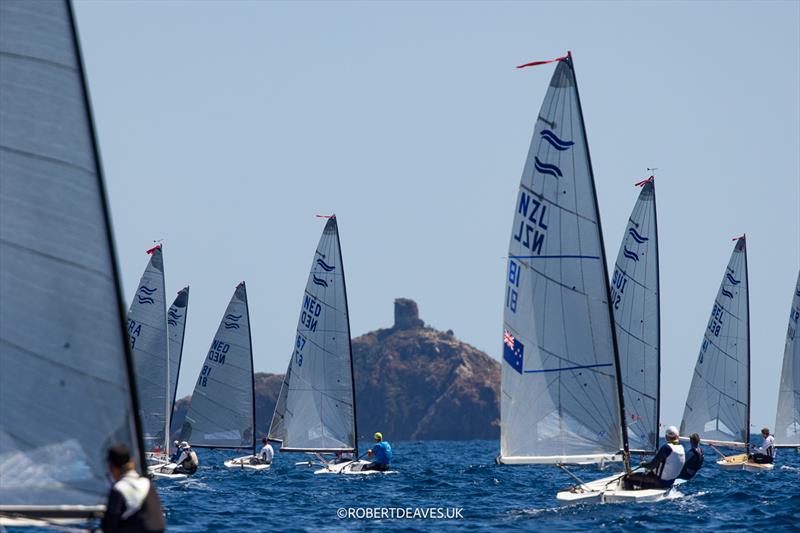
(516, 52), (569, 69)
(146, 244), (161, 255)
(634, 176), (655, 187)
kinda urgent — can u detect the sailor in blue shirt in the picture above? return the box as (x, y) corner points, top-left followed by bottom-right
(364, 432), (392, 472)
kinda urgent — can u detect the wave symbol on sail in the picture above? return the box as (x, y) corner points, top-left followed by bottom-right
(721, 288), (734, 299)
(533, 156), (562, 178)
(316, 259), (335, 272)
(139, 286), (157, 295)
(726, 273), (741, 285)
(622, 246), (639, 262)
(224, 313), (241, 329)
(137, 295), (155, 304)
(312, 275), (328, 288)
(540, 129), (574, 151)
(628, 227), (648, 243)
(503, 330), (524, 374)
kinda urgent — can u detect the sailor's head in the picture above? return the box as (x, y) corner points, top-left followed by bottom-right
(761, 427), (770, 437)
(173, 440), (179, 447)
(664, 426), (679, 443)
(689, 433), (701, 447)
(180, 441), (190, 450)
(262, 437), (268, 445)
(107, 443), (134, 480)
(374, 432), (383, 442)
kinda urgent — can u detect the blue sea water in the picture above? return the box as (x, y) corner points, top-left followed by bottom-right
(153, 439), (800, 532)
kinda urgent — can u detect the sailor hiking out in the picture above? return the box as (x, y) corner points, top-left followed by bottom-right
(624, 426), (685, 490)
(749, 427), (776, 464)
(365, 432), (392, 471)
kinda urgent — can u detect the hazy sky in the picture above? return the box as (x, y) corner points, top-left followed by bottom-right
(73, 0), (799, 431)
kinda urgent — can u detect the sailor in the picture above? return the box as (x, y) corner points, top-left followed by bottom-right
(364, 432), (392, 472)
(748, 427), (776, 464)
(254, 437), (274, 465)
(624, 426), (685, 490)
(169, 440), (181, 463)
(173, 441), (199, 475)
(101, 444), (165, 533)
(678, 433), (704, 480)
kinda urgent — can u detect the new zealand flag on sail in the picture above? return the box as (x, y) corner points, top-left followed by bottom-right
(503, 330), (524, 375)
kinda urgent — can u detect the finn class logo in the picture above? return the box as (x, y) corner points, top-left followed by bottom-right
(316, 259), (335, 271)
(168, 309), (182, 326)
(540, 129), (574, 151)
(628, 227), (648, 243)
(721, 288), (734, 299)
(312, 275), (328, 288)
(623, 246), (639, 262)
(503, 330), (524, 375)
(725, 273), (740, 285)
(137, 286), (157, 304)
(534, 156), (562, 178)
(224, 314), (242, 329)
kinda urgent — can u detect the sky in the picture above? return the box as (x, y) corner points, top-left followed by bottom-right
(73, 0), (799, 431)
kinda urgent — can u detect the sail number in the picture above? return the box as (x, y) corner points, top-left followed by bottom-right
(610, 269), (628, 310)
(301, 294), (322, 333)
(707, 304), (724, 337)
(506, 260), (521, 313)
(197, 364), (212, 387)
(295, 334), (306, 367)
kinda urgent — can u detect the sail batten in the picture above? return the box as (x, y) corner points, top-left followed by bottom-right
(500, 56), (625, 465)
(181, 283), (255, 450)
(680, 237), (750, 446)
(0, 0), (144, 515)
(268, 217), (358, 454)
(774, 270), (800, 446)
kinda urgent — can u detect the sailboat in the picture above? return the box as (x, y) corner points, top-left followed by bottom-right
(678, 236), (767, 470)
(774, 270), (800, 449)
(169, 282), (262, 472)
(128, 245), (174, 472)
(268, 217), (377, 474)
(497, 53), (673, 503)
(0, 0), (148, 525)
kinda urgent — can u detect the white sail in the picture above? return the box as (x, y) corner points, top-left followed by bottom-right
(168, 286), (189, 416)
(268, 217), (357, 453)
(499, 56), (625, 465)
(181, 283), (255, 450)
(612, 180), (660, 453)
(0, 0), (143, 517)
(681, 237), (749, 446)
(128, 246), (169, 451)
(775, 270), (800, 446)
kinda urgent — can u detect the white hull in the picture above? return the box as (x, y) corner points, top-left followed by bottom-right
(224, 455), (271, 471)
(313, 459), (396, 475)
(742, 462), (774, 472)
(556, 472), (682, 504)
(148, 462), (188, 480)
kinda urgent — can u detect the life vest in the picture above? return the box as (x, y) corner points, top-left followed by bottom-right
(658, 442), (685, 481)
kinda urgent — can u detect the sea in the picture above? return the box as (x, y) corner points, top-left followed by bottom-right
(154, 439), (799, 532)
(7, 439), (799, 532)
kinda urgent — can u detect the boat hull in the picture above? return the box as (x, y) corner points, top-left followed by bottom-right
(148, 462), (188, 480)
(556, 473), (682, 504)
(224, 455), (271, 471)
(716, 454), (747, 470)
(313, 460), (396, 475)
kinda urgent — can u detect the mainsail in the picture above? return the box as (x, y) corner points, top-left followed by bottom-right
(680, 236), (750, 447)
(774, 270), (800, 447)
(612, 179), (660, 453)
(0, 0), (145, 518)
(181, 283), (255, 450)
(168, 286), (190, 418)
(128, 245), (170, 452)
(499, 54), (627, 465)
(268, 217), (358, 453)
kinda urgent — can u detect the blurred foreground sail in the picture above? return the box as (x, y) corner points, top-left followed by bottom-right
(775, 270), (800, 448)
(0, 0), (146, 522)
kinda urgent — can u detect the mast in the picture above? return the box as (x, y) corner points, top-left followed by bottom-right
(242, 282), (257, 456)
(66, 0), (148, 471)
(652, 179), (662, 453)
(162, 247), (170, 459)
(567, 51), (630, 470)
(743, 235), (750, 448)
(334, 216), (359, 456)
